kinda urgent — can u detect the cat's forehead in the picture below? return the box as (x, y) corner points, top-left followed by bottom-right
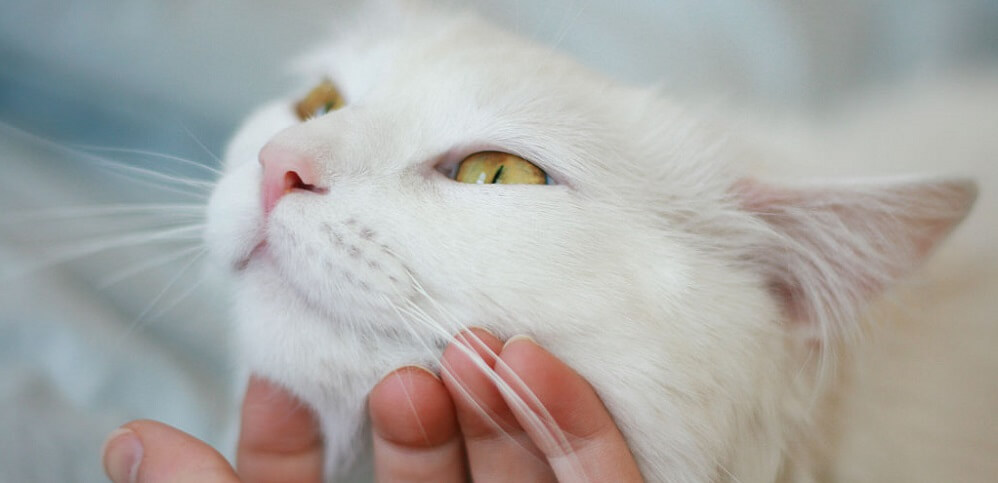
(296, 11), (605, 113)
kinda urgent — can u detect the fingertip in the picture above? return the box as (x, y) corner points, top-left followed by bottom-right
(370, 367), (467, 482)
(496, 338), (644, 481)
(443, 327), (504, 373)
(499, 334), (549, 373)
(496, 337), (615, 443)
(369, 366), (457, 447)
(502, 333), (536, 350)
(242, 375), (306, 418)
(106, 420), (239, 483)
(102, 426), (142, 483)
(441, 327), (522, 438)
(464, 325), (500, 341)
(237, 376), (324, 482)
(497, 334), (563, 393)
(239, 376), (322, 455)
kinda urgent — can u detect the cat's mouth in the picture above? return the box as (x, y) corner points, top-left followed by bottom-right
(235, 240), (269, 271)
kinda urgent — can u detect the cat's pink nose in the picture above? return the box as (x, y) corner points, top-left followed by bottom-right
(259, 142), (326, 216)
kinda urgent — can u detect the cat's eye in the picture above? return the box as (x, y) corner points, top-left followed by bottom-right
(454, 152), (549, 185)
(295, 79), (345, 120)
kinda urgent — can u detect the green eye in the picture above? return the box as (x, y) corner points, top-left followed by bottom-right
(454, 152), (549, 185)
(295, 79), (344, 120)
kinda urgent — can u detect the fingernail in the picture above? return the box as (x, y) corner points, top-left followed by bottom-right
(464, 326), (497, 338)
(102, 427), (142, 483)
(503, 333), (537, 349)
(398, 364), (440, 380)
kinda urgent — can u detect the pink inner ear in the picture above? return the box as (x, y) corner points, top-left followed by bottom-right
(733, 177), (977, 335)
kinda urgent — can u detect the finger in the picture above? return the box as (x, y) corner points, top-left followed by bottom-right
(102, 420), (238, 483)
(237, 376), (324, 483)
(497, 336), (644, 482)
(441, 328), (556, 482)
(369, 366), (465, 483)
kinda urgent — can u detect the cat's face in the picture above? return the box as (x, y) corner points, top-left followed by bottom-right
(207, 9), (762, 342)
(204, 4), (975, 481)
(206, 6), (784, 476)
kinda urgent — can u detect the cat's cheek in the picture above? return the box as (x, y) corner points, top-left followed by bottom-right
(205, 161), (264, 271)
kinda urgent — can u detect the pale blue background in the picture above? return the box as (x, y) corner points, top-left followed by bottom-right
(1, 1), (997, 481)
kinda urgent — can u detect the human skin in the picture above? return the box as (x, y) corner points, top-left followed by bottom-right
(102, 330), (643, 482)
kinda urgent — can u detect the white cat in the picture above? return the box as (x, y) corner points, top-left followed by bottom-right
(205, 3), (998, 482)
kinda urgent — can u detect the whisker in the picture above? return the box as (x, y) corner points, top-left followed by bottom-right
(380, 295), (501, 441)
(717, 461), (745, 483)
(549, 1), (586, 52)
(179, 122), (223, 166)
(403, 276), (583, 477)
(383, 273), (564, 467)
(488, 356), (585, 480)
(396, 300), (519, 431)
(0, 122), (214, 193)
(3, 224), (204, 280)
(93, 156), (216, 190)
(146, 267), (208, 322)
(385, 296), (519, 440)
(104, 170), (211, 200)
(120, 250), (207, 339)
(397, 368), (433, 443)
(74, 145), (223, 176)
(1, 203), (205, 223)
(391, 297), (555, 466)
(99, 245), (206, 288)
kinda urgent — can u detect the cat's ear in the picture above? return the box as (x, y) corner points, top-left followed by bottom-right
(734, 177), (977, 340)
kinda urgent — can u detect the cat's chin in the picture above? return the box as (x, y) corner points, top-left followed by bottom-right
(234, 247), (414, 340)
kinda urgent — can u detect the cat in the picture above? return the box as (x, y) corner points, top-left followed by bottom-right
(204, 2), (998, 482)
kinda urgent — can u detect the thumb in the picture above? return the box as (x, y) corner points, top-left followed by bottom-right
(102, 420), (239, 483)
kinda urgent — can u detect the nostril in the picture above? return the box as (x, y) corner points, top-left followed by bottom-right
(260, 142), (327, 216)
(285, 171), (309, 192)
(285, 171), (328, 195)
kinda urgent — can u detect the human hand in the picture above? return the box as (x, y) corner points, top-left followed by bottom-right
(102, 330), (642, 482)
(369, 329), (643, 482)
(101, 374), (323, 483)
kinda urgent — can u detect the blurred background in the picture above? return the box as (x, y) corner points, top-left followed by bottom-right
(1, 0), (997, 480)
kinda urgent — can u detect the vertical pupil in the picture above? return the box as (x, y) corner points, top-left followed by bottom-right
(491, 165), (505, 183)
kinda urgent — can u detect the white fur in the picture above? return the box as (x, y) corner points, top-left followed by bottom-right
(205, 4), (994, 482)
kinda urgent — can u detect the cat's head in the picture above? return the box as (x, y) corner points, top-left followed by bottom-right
(205, 3), (976, 479)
